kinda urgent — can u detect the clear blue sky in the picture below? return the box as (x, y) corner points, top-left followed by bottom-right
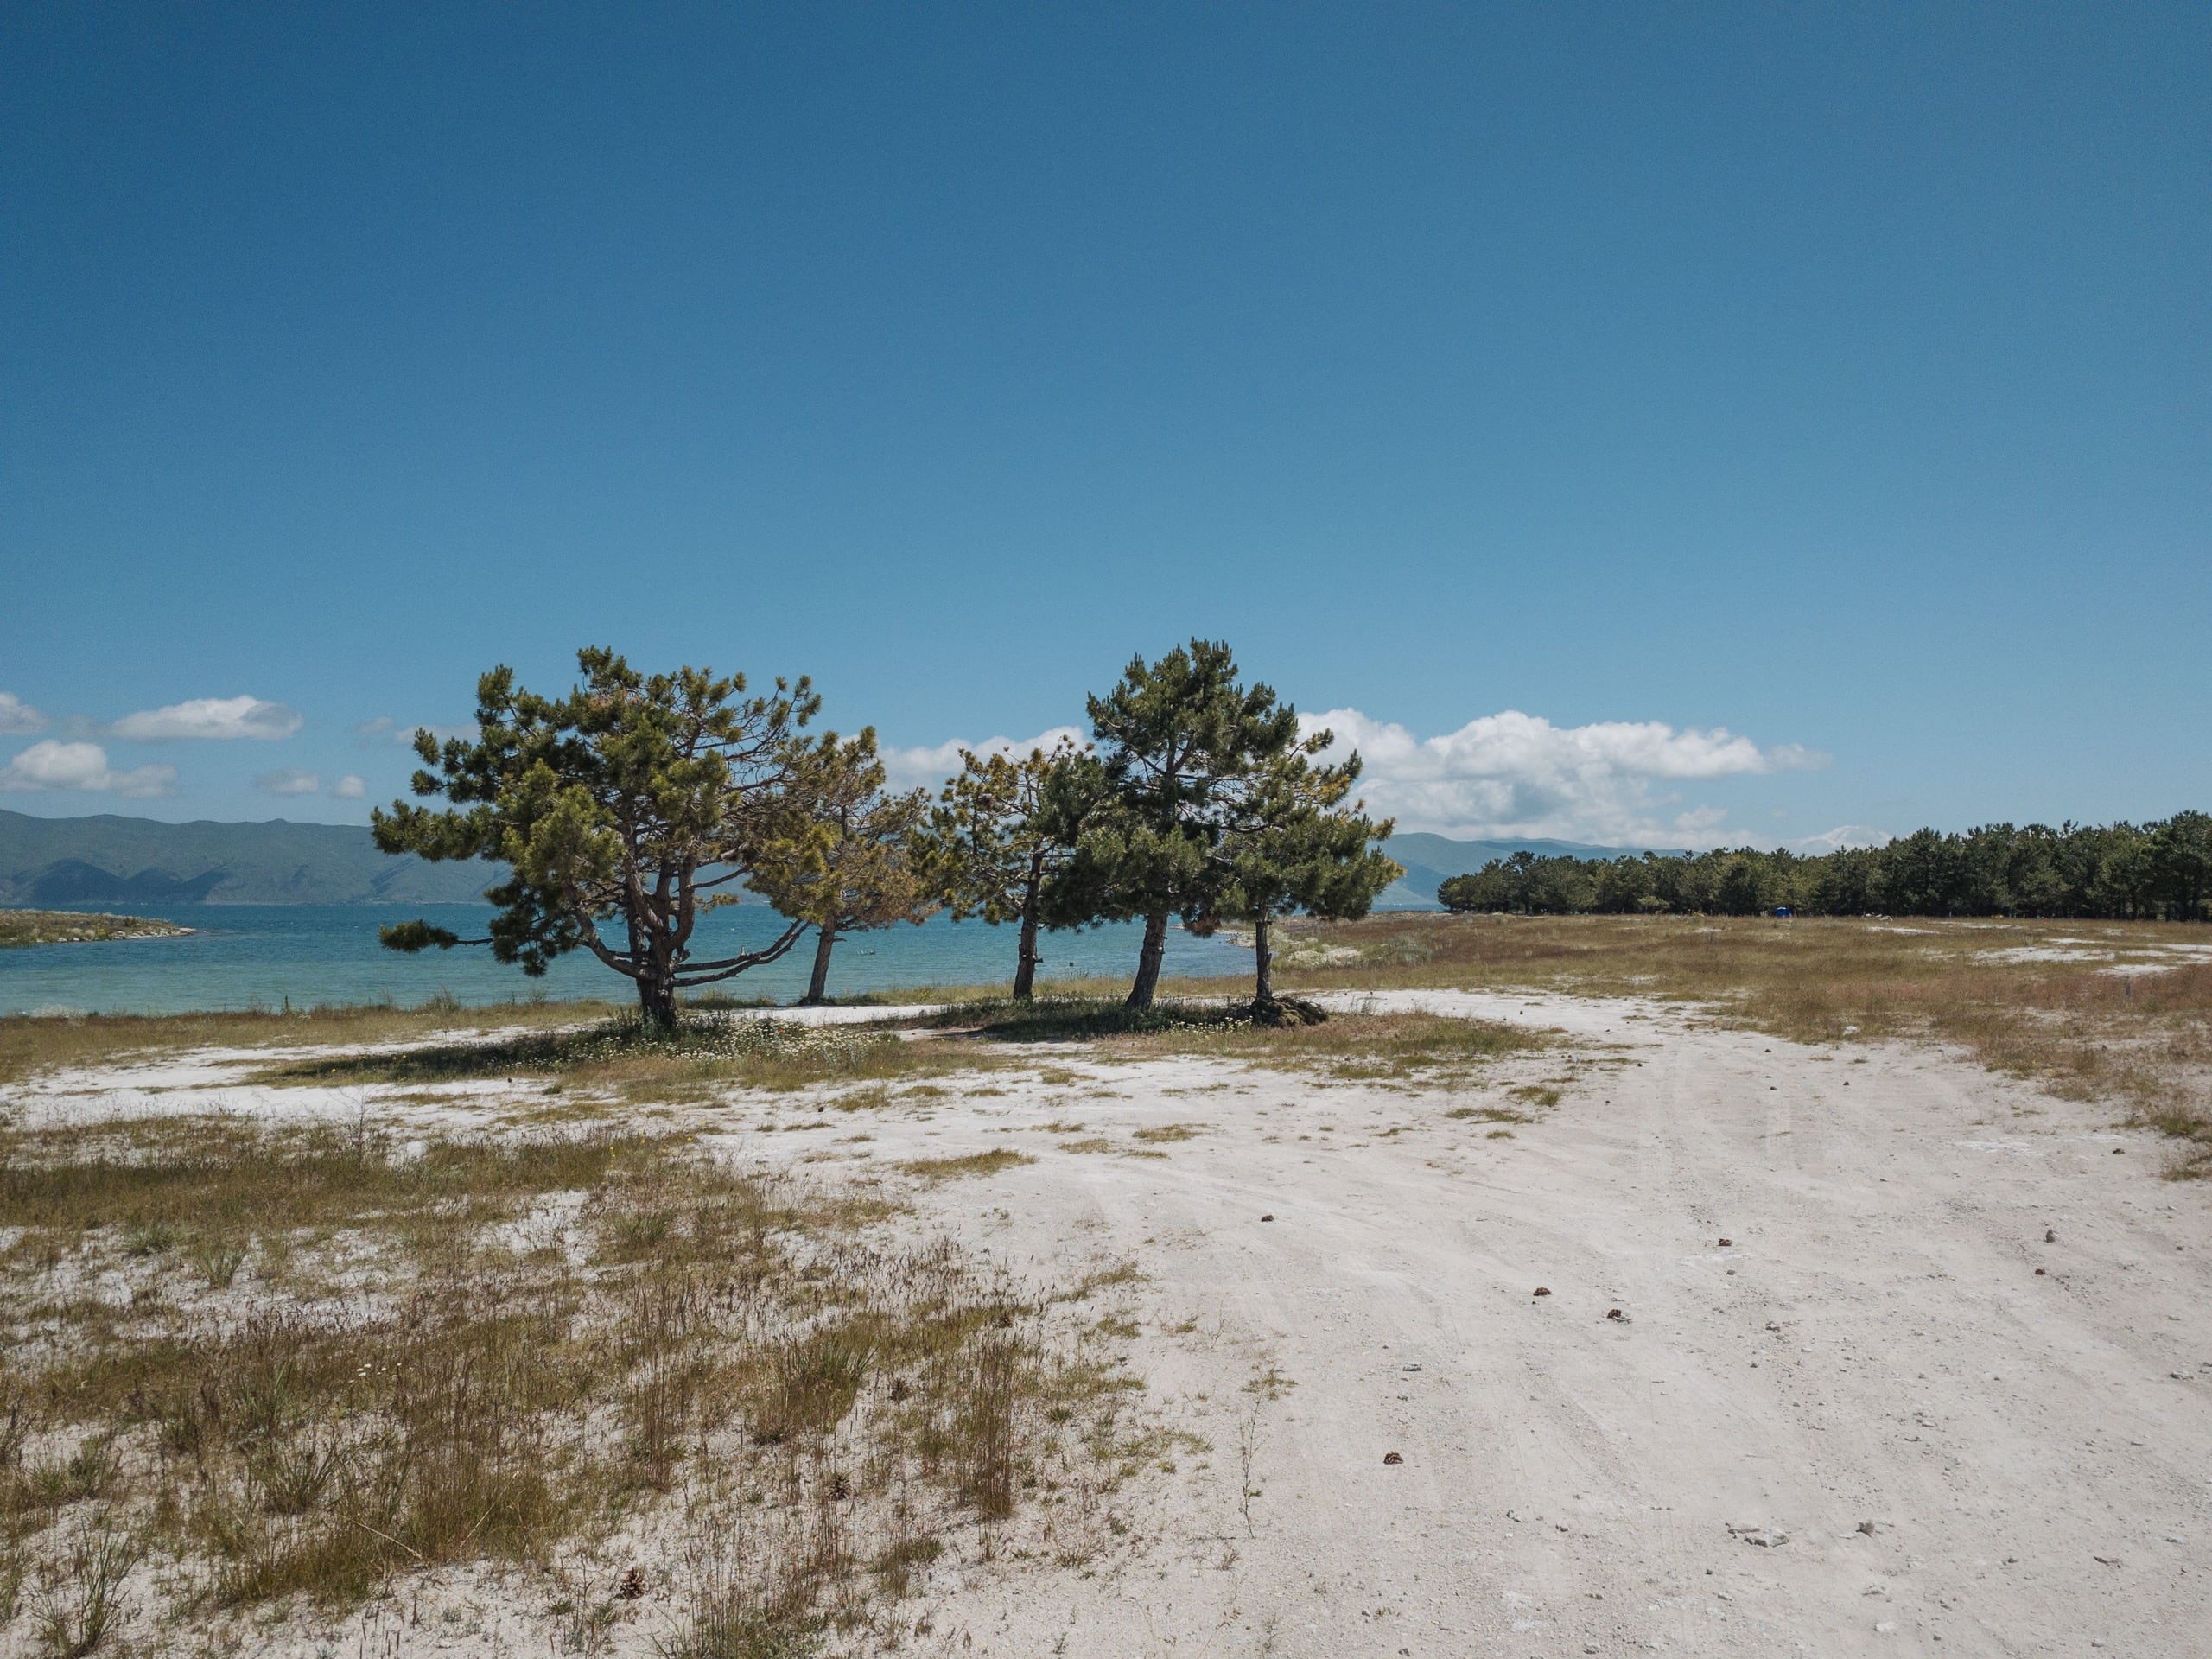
(3, 4), (2205, 846)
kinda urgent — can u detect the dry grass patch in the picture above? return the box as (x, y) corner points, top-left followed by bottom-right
(920, 997), (1550, 1089)
(1122, 1008), (1552, 1087)
(856, 976), (1161, 1008)
(0, 1114), (1148, 1654)
(246, 1010), (1004, 1100)
(0, 1115), (647, 1243)
(895, 1149), (1036, 1183)
(0, 999), (611, 1087)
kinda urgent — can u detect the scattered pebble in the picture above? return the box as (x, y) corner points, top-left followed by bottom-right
(1859, 1521), (1878, 1535)
(2045, 1228), (2057, 1243)
(1729, 1524), (1789, 1548)
(1533, 1287), (1553, 1297)
(1382, 1451), (1402, 1465)
(2036, 1268), (2047, 1275)
(1260, 1213), (1274, 1222)
(1606, 1307), (1625, 1320)
(1719, 1237), (1733, 1247)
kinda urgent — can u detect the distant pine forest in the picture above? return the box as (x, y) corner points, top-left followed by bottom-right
(1439, 814), (2212, 921)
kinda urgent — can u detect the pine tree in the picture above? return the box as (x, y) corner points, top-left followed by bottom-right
(929, 736), (1095, 998)
(1047, 641), (1308, 1010)
(1200, 747), (1402, 1020)
(372, 648), (830, 1028)
(753, 731), (938, 1005)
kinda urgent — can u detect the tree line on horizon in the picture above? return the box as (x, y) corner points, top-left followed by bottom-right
(372, 641), (1403, 1027)
(1437, 815), (2212, 921)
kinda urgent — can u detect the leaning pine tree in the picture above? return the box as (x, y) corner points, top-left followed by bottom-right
(752, 730), (938, 1006)
(928, 735), (1095, 999)
(1201, 747), (1402, 1020)
(372, 648), (834, 1028)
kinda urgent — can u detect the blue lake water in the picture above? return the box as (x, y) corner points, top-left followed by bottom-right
(0, 904), (1252, 1016)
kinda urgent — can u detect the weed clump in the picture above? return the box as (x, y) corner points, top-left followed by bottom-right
(897, 1150), (1036, 1183)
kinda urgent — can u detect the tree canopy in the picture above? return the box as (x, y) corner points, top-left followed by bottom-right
(372, 647), (834, 1026)
(751, 730), (938, 1005)
(928, 735), (1093, 999)
(1045, 640), (1397, 1010)
(1436, 813), (2212, 920)
(1194, 744), (1402, 1016)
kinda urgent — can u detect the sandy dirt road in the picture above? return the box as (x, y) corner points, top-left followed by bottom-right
(823, 990), (2212, 1658)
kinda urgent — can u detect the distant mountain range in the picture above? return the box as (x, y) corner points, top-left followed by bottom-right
(0, 810), (498, 906)
(0, 810), (1671, 912)
(1373, 831), (1685, 909)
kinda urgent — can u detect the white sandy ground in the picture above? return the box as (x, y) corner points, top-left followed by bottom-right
(1974, 941), (2212, 975)
(6, 992), (2211, 1657)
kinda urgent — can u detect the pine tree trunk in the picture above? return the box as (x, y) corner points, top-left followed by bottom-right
(637, 971), (679, 1032)
(1126, 908), (1169, 1010)
(803, 923), (837, 1005)
(1013, 850), (1045, 1001)
(1252, 909), (1274, 1014)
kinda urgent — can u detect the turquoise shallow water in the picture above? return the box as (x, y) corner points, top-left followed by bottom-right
(0, 904), (1250, 1015)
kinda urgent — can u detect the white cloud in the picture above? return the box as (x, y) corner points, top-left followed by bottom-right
(1, 740), (176, 798)
(112, 696), (302, 741)
(874, 708), (1822, 848)
(880, 727), (1089, 791)
(255, 768), (321, 797)
(331, 774), (366, 799)
(0, 693), (46, 735)
(356, 715), (475, 747)
(1301, 708), (1826, 847)
(1787, 823), (1892, 854)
